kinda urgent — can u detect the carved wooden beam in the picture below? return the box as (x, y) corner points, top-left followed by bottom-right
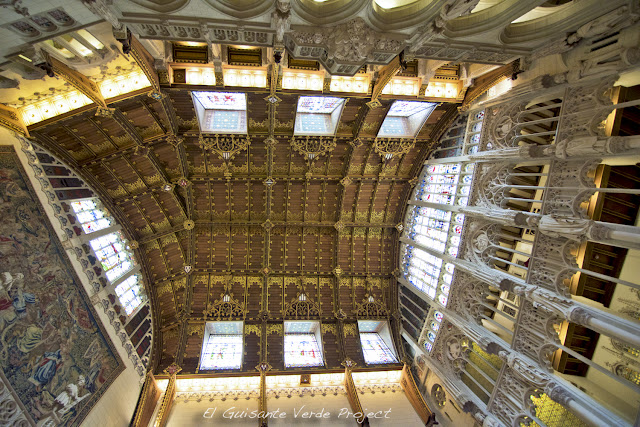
(43, 54), (108, 108)
(257, 362), (271, 426)
(108, 108), (144, 146)
(343, 359), (366, 424)
(132, 372), (162, 427)
(156, 365), (181, 426)
(371, 55), (402, 103)
(461, 60), (520, 111)
(400, 363), (434, 424)
(130, 35), (161, 94)
(0, 103), (29, 137)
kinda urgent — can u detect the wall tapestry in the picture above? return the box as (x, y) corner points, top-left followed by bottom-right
(0, 146), (123, 426)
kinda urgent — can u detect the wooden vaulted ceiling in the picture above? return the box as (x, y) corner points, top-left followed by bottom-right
(28, 78), (457, 374)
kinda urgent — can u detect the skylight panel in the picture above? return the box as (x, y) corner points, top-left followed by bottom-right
(378, 100), (437, 138)
(360, 333), (398, 364)
(200, 321), (244, 370)
(294, 96), (346, 136)
(284, 321), (325, 368)
(192, 91), (247, 134)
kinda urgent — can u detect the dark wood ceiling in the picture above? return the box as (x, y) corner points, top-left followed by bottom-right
(28, 85), (457, 374)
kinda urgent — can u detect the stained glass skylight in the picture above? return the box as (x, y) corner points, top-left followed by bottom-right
(294, 96), (345, 136)
(360, 333), (398, 364)
(357, 320), (398, 364)
(377, 101), (436, 138)
(192, 91), (247, 134)
(200, 321), (244, 370)
(284, 321), (325, 368)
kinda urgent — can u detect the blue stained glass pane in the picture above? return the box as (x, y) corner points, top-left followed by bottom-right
(427, 331), (436, 342)
(424, 342), (433, 352)
(360, 333), (397, 364)
(434, 311), (444, 322)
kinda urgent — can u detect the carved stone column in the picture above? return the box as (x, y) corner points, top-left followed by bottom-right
(544, 381), (627, 427)
(511, 284), (640, 348)
(496, 349), (628, 427)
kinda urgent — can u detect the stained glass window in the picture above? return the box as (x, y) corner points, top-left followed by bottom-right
(378, 101), (436, 138)
(294, 96), (345, 136)
(465, 109), (485, 154)
(360, 333), (398, 364)
(115, 275), (143, 315)
(89, 232), (134, 282)
(71, 199), (112, 234)
(193, 91), (247, 133)
(403, 161), (473, 307)
(423, 308), (444, 353)
(200, 322), (244, 370)
(193, 92), (246, 110)
(284, 334), (324, 368)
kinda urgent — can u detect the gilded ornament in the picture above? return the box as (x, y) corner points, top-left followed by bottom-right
(343, 324), (357, 336)
(198, 134), (251, 161)
(372, 138), (416, 160)
(290, 135), (337, 162)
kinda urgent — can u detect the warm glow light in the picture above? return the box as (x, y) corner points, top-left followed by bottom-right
(352, 369), (402, 385)
(424, 81), (460, 99)
(20, 70), (150, 126)
(330, 75), (370, 94)
(223, 67), (267, 88)
(175, 376), (260, 392)
(382, 77), (420, 96)
(282, 70), (324, 91)
(99, 71), (151, 99)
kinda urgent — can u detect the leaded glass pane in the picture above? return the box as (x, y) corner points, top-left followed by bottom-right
(115, 275), (143, 315)
(200, 335), (243, 370)
(284, 334), (324, 368)
(360, 333), (397, 364)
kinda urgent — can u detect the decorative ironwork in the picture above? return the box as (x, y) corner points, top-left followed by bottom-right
(372, 138), (416, 160)
(198, 134), (251, 161)
(290, 136), (336, 162)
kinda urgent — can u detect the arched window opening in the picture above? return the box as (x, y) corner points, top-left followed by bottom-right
(70, 199), (113, 234)
(89, 232), (135, 282)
